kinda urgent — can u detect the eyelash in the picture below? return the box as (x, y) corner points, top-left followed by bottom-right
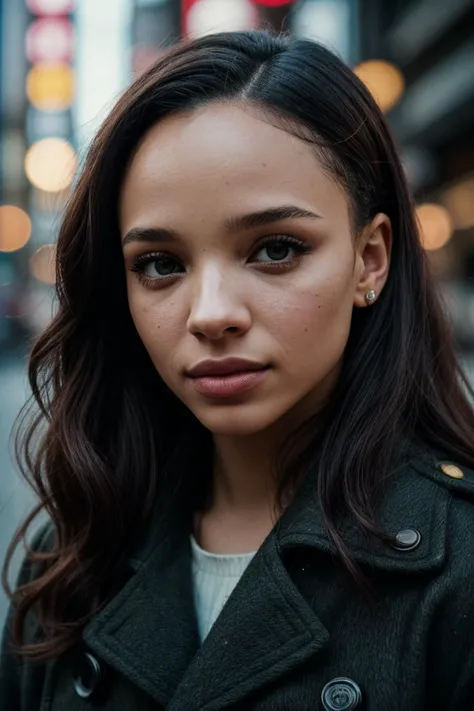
(130, 235), (311, 287)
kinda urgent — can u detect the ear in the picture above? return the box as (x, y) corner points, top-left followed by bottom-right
(354, 213), (392, 308)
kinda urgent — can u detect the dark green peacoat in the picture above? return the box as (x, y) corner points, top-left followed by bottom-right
(2, 443), (474, 710)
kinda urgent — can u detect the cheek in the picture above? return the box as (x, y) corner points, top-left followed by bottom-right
(127, 289), (181, 369)
(268, 265), (355, 372)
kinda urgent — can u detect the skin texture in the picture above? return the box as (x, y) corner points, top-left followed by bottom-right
(120, 102), (391, 551)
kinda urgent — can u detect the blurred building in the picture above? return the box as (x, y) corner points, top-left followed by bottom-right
(0, 0), (133, 357)
(357, 0), (474, 351)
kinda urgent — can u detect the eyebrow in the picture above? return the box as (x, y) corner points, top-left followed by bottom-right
(122, 205), (321, 246)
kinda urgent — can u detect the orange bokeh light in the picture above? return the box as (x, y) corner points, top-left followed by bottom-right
(0, 206), (32, 252)
(416, 203), (453, 251)
(26, 62), (75, 111)
(354, 60), (405, 112)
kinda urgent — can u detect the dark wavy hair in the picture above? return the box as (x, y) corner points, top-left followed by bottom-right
(4, 30), (474, 661)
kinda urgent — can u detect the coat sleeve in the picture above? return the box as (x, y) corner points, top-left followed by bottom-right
(0, 520), (54, 711)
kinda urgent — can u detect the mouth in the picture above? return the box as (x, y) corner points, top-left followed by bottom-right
(185, 359), (271, 399)
(186, 358), (269, 378)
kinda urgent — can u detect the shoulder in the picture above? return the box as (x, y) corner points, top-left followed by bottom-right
(406, 445), (474, 575)
(371, 443), (474, 581)
(409, 445), (474, 515)
(0, 520), (54, 705)
(411, 445), (474, 498)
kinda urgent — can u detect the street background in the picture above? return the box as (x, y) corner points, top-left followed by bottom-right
(1, 0), (474, 626)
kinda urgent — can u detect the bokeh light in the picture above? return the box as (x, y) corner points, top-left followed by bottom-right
(29, 244), (57, 284)
(26, 62), (75, 111)
(0, 206), (32, 252)
(26, 18), (75, 65)
(27, 0), (76, 14)
(25, 138), (77, 192)
(353, 60), (405, 112)
(186, 0), (256, 38)
(416, 203), (453, 251)
(442, 177), (474, 230)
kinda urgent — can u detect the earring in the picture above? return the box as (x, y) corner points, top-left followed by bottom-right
(365, 289), (377, 305)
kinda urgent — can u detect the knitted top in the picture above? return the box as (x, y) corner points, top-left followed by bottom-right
(190, 535), (257, 642)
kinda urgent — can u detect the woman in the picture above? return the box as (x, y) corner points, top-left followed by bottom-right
(1, 30), (474, 711)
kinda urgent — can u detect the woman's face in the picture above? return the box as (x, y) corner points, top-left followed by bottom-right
(120, 102), (389, 436)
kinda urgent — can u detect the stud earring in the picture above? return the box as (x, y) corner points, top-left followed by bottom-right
(365, 289), (377, 305)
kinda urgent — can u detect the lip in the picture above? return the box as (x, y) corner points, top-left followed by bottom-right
(186, 358), (270, 399)
(186, 358), (268, 378)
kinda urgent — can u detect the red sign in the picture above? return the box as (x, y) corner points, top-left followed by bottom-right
(26, 0), (75, 15)
(25, 17), (74, 64)
(181, 0), (196, 32)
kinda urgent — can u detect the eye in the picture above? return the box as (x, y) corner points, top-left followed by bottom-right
(251, 236), (310, 265)
(130, 253), (184, 284)
(144, 256), (181, 277)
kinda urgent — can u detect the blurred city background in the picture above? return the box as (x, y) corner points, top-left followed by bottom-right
(1, 0), (474, 623)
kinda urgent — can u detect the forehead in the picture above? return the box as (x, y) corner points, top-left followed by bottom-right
(120, 102), (347, 228)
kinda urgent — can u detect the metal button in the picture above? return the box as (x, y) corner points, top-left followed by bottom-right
(73, 652), (105, 701)
(439, 463), (464, 480)
(321, 677), (362, 710)
(391, 528), (421, 551)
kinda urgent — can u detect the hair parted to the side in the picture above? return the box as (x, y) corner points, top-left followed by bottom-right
(4, 30), (474, 661)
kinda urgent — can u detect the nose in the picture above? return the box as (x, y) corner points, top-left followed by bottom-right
(187, 262), (251, 340)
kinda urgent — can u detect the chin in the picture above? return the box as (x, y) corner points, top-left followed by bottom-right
(191, 402), (286, 437)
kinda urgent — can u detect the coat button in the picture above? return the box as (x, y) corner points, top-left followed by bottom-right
(439, 463), (464, 479)
(73, 651), (106, 702)
(391, 528), (421, 551)
(321, 677), (362, 710)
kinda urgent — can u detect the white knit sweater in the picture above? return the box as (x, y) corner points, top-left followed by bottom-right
(190, 535), (256, 642)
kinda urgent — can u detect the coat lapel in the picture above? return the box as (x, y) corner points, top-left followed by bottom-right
(82, 513), (200, 707)
(82, 439), (202, 708)
(167, 533), (329, 711)
(83, 505), (330, 710)
(82, 433), (331, 710)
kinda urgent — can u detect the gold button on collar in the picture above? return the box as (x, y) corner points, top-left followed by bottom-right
(440, 463), (464, 480)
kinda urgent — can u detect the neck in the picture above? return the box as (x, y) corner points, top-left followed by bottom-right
(212, 430), (279, 514)
(194, 430), (280, 554)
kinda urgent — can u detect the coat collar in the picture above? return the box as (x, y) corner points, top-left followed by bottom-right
(83, 439), (449, 709)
